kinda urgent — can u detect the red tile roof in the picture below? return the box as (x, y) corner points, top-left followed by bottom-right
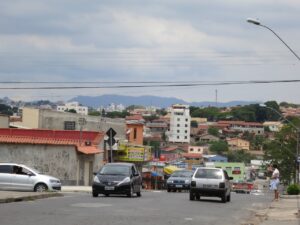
(0, 128), (104, 155)
(181, 153), (202, 159)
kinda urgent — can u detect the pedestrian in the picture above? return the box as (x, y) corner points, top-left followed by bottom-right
(269, 164), (280, 201)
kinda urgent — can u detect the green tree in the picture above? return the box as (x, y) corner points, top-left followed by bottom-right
(208, 127), (219, 137)
(88, 111), (101, 116)
(65, 109), (77, 113)
(263, 119), (300, 184)
(0, 104), (13, 115)
(209, 141), (228, 155)
(227, 150), (254, 164)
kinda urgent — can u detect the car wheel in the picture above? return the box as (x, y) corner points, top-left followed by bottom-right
(136, 185), (142, 197)
(34, 183), (48, 192)
(127, 185), (134, 197)
(172, 189), (176, 192)
(221, 192), (227, 203)
(105, 194), (109, 197)
(92, 192), (99, 197)
(178, 189), (182, 192)
(189, 192), (195, 201)
(227, 193), (231, 202)
(167, 188), (171, 192)
(196, 194), (200, 200)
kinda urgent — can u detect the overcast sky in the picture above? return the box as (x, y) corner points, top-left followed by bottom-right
(0, 0), (299, 103)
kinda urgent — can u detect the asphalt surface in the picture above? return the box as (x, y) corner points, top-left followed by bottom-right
(0, 191), (272, 225)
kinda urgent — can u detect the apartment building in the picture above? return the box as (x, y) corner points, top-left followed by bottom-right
(57, 101), (88, 115)
(167, 104), (190, 143)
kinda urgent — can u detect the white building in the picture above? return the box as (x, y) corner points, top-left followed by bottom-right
(57, 102), (88, 115)
(167, 104), (190, 143)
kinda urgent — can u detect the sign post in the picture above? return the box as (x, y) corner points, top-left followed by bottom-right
(106, 128), (116, 163)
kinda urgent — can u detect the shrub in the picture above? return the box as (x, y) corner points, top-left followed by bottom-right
(286, 184), (300, 195)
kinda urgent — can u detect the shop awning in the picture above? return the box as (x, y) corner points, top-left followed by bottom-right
(163, 165), (182, 175)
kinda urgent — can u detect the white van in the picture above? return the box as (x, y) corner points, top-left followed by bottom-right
(0, 163), (61, 192)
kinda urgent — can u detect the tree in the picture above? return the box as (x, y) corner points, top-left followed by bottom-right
(0, 104), (13, 115)
(209, 141), (228, 155)
(227, 150), (254, 164)
(263, 119), (300, 184)
(88, 111), (101, 116)
(65, 109), (77, 113)
(208, 127), (219, 137)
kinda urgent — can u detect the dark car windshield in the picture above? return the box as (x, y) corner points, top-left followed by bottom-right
(99, 165), (130, 176)
(171, 170), (193, 177)
(195, 168), (222, 179)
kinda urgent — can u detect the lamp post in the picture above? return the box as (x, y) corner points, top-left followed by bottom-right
(247, 18), (300, 61)
(260, 104), (300, 183)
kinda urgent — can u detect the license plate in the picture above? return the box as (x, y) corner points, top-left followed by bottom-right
(175, 185), (183, 188)
(105, 186), (115, 190)
(203, 184), (212, 188)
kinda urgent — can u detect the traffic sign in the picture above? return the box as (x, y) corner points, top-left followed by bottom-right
(106, 128), (117, 146)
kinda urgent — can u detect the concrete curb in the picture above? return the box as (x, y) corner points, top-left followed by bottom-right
(280, 194), (300, 199)
(0, 192), (63, 204)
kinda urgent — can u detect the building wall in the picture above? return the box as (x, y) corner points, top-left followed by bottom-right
(0, 143), (100, 185)
(0, 115), (9, 128)
(12, 108), (126, 139)
(168, 105), (190, 143)
(126, 123), (144, 145)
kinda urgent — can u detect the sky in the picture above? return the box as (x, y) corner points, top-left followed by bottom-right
(0, 0), (300, 104)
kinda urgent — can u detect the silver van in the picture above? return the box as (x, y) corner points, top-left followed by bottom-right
(0, 163), (61, 192)
(189, 167), (233, 203)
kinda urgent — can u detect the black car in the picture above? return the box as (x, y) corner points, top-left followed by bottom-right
(92, 163), (142, 197)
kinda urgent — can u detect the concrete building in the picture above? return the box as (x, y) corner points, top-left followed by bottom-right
(125, 115), (144, 145)
(0, 115), (9, 128)
(167, 104), (190, 143)
(188, 145), (208, 154)
(263, 121), (283, 132)
(10, 107), (126, 140)
(0, 128), (105, 185)
(57, 101), (88, 115)
(218, 121), (264, 135)
(227, 138), (250, 151)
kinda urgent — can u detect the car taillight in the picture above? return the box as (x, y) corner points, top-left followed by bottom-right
(219, 182), (225, 188)
(191, 181), (196, 187)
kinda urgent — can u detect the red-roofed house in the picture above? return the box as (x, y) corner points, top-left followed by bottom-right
(0, 128), (105, 186)
(217, 120), (264, 135)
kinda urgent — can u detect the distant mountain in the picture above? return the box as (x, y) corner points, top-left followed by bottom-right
(70, 95), (259, 108)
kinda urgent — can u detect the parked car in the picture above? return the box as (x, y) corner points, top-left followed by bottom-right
(166, 170), (193, 192)
(92, 163), (142, 197)
(189, 167), (233, 203)
(0, 163), (61, 192)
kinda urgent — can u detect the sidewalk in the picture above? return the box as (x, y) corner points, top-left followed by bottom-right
(247, 195), (300, 225)
(0, 186), (90, 203)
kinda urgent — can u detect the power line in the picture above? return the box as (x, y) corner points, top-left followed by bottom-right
(0, 79), (299, 90)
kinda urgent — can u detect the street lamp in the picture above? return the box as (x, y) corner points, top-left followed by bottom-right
(247, 18), (300, 61)
(260, 103), (300, 183)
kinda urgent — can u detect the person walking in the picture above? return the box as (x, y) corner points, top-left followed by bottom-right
(270, 164), (280, 201)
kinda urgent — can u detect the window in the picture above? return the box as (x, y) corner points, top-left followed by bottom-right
(190, 148), (194, 152)
(64, 121), (76, 130)
(177, 136), (180, 139)
(0, 165), (12, 173)
(134, 128), (137, 139)
(185, 136), (188, 139)
(177, 124), (180, 127)
(177, 130), (180, 133)
(185, 130), (188, 133)
(185, 118), (188, 122)
(185, 124), (188, 127)
(177, 118), (180, 121)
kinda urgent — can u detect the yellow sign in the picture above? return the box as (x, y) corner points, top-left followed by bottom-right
(117, 144), (152, 162)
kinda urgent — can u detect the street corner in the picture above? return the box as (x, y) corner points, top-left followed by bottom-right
(0, 191), (63, 204)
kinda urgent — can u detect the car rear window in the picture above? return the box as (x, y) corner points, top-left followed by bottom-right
(99, 165), (130, 176)
(195, 168), (222, 179)
(0, 165), (13, 173)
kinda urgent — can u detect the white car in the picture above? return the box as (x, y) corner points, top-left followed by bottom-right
(0, 163), (61, 192)
(189, 167), (233, 203)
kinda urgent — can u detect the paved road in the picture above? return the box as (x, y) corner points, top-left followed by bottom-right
(0, 191), (272, 225)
